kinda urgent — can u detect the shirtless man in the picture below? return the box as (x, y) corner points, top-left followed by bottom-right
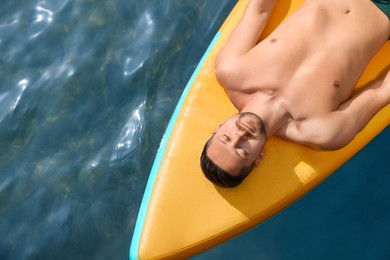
(200, 0), (390, 188)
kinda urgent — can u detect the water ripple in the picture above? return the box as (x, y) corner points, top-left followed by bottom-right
(0, 78), (28, 122)
(111, 102), (145, 166)
(0, 0), (236, 259)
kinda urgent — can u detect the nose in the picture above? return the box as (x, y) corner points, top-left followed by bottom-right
(230, 130), (248, 146)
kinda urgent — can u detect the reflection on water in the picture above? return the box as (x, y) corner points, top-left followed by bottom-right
(0, 0), (235, 259)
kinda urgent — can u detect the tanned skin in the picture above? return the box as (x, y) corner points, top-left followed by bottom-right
(206, 0), (390, 176)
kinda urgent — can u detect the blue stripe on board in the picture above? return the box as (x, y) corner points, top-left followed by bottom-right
(129, 32), (222, 260)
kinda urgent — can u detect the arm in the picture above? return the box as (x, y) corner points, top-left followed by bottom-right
(215, 0), (278, 67)
(282, 73), (390, 150)
(215, 0), (278, 89)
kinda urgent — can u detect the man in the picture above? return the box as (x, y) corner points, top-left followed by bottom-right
(200, 0), (390, 188)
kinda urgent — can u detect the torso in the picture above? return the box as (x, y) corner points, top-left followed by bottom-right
(224, 0), (389, 125)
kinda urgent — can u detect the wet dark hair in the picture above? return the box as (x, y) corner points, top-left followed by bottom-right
(200, 139), (255, 188)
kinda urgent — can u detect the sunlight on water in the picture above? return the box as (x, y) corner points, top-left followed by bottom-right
(0, 79), (28, 122)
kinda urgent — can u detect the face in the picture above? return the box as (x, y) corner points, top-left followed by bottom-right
(206, 112), (266, 176)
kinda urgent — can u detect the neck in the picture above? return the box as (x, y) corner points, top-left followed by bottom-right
(240, 94), (291, 138)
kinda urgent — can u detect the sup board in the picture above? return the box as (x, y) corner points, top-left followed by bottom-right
(130, 0), (390, 259)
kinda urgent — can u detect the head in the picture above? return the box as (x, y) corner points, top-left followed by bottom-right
(200, 112), (267, 188)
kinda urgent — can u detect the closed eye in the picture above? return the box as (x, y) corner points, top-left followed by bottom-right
(221, 134), (230, 142)
(236, 148), (248, 158)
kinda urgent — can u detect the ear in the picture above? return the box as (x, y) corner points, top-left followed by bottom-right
(212, 125), (221, 134)
(254, 149), (265, 167)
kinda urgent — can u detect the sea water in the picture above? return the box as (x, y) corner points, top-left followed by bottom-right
(1, 0), (389, 259)
(0, 0), (235, 259)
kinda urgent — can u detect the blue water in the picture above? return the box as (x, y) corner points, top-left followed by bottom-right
(1, 0), (389, 259)
(0, 0), (235, 259)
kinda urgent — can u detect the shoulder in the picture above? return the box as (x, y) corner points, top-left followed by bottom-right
(275, 116), (348, 150)
(214, 54), (246, 90)
(215, 58), (272, 110)
(215, 50), (272, 95)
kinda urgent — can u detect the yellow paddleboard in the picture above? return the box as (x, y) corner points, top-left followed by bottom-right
(130, 0), (390, 259)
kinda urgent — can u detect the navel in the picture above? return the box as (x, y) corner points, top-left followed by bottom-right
(345, 9), (350, 15)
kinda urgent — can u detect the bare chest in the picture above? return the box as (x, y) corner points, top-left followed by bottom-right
(279, 53), (357, 120)
(234, 50), (359, 120)
(225, 0), (389, 118)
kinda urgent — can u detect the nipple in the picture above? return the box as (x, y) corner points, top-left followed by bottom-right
(333, 81), (340, 88)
